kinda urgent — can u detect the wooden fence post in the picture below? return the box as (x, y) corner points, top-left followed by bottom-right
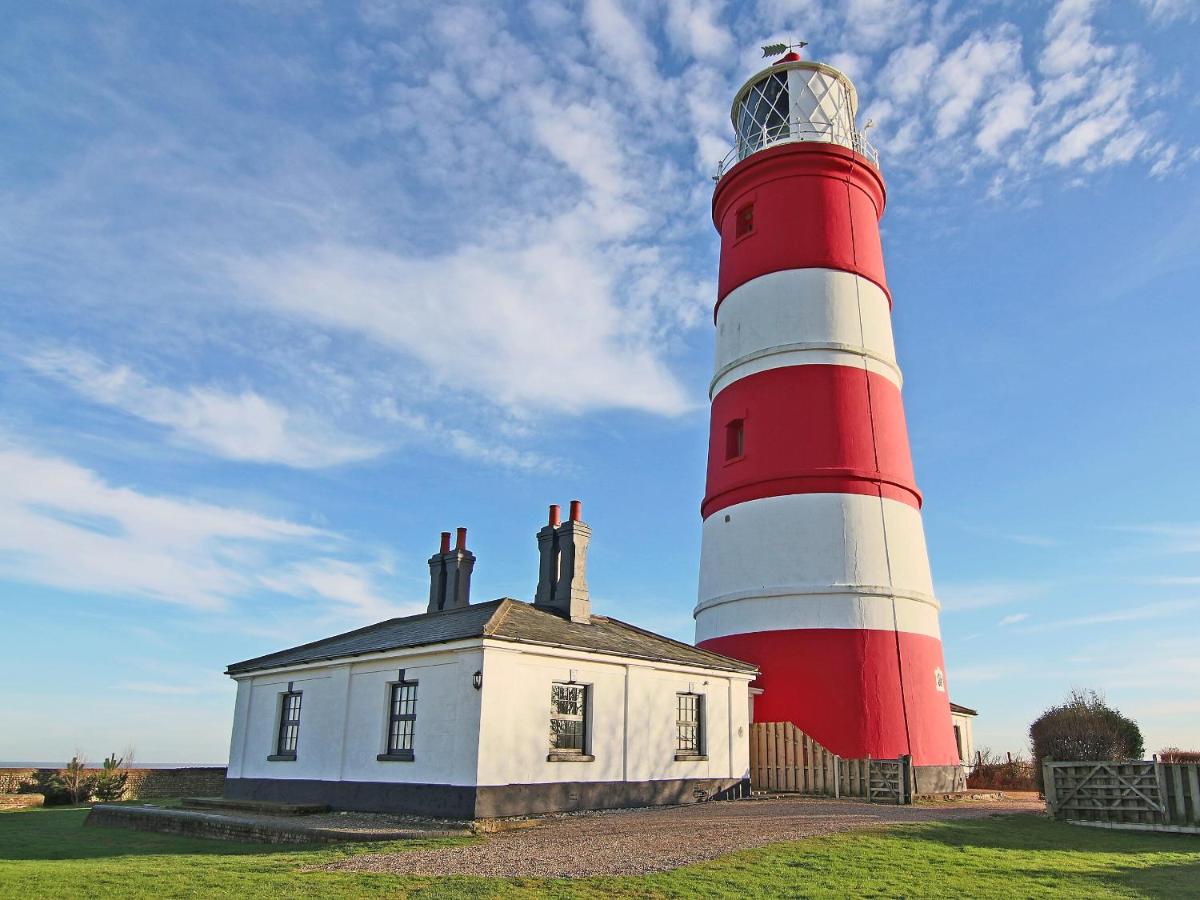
(1042, 757), (1057, 815)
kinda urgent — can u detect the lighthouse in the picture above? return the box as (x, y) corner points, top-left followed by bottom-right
(695, 47), (962, 788)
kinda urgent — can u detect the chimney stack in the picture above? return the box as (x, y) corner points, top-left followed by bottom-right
(428, 527), (475, 613)
(534, 500), (591, 623)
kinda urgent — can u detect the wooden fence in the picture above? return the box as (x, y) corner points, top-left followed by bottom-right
(749, 722), (910, 804)
(1043, 759), (1200, 833)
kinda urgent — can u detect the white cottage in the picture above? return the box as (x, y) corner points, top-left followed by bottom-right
(222, 504), (758, 819)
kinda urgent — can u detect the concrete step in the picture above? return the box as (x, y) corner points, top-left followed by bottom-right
(86, 804), (472, 844)
(181, 797), (329, 816)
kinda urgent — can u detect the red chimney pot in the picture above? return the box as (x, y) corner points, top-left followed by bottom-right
(455, 527), (467, 550)
(548, 504), (561, 527)
(569, 499), (582, 522)
(439, 531), (451, 554)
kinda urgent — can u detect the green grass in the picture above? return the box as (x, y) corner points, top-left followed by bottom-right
(1, 805), (1197, 899)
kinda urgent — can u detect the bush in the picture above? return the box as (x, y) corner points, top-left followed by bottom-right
(93, 753), (130, 802)
(967, 748), (1037, 791)
(1029, 689), (1143, 787)
(1160, 747), (1200, 763)
(18, 770), (72, 806)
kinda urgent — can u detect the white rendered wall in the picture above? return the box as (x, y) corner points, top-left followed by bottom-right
(713, 268), (899, 397)
(695, 493), (941, 643)
(228, 640), (752, 788)
(951, 712), (975, 764)
(474, 643), (752, 788)
(228, 645), (483, 786)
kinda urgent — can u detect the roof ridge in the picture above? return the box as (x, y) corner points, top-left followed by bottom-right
(225, 598), (507, 672)
(482, 598), (519, 636)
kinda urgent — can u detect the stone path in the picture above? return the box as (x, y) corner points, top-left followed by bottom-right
(320, 795), (1045, 878)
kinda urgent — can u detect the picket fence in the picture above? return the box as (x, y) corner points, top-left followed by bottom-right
(749, 721), (911, 804)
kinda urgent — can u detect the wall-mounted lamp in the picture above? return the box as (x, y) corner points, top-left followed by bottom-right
(472, 670), (483, 690)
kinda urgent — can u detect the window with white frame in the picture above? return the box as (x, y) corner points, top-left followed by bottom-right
(549, 683), (588, 754)
(676, 692), (705, 757)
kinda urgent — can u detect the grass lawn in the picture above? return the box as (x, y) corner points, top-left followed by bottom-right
(1, 806), (1197, 899)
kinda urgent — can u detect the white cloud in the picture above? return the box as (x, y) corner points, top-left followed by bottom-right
(1139, 0), (1198, 22)
(998, 612), (1029, 626)
(0, 439), (402, 615)
(370, 399), (560, 472)
(665, 0), (733, 61)
(844, 0), (917, 51)
(1020, 600), (1200, 633)
(25, 348), (379, 468)
(938, 580), (1048, 612)
(976, 79), (1035, 155)
(260, 558), (416, 622)
(228, 240), (693, 417)
(929, 28), (1023, 140)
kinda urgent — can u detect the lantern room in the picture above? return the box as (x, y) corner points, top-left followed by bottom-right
(718, 57), (877, 178)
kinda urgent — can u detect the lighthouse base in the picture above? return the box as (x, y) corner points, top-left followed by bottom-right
(913, 765), (967, 794)
(698, 627), (961, 768)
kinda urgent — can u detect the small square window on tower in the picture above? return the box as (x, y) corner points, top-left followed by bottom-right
(729, 204), (748, 240)
(735, 203), (754, 238)
(725, 418), (744, 461)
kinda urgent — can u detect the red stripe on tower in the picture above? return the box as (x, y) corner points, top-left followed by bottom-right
(695, 52), (962, 784)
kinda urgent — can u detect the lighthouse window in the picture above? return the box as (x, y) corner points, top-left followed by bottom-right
(736, 70), (789, 152)
(735, 203), (755, 238)
(725, 418), (744, 461)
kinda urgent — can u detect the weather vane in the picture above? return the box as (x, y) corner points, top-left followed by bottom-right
(761, 39), (808, 59)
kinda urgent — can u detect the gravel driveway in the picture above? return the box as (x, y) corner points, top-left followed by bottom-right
(320, 795), (1044, 878)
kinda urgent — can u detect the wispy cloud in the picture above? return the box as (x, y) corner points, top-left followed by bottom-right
(1139, 0), (1198, 24)
(0, 439), (403, 616)
(938, 580), (1049, 612)
(998, 612), (1029, 626)
(1019, 599), (1200, 634)
(24, 348), (380, 468)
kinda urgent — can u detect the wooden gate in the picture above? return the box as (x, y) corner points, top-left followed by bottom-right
(749, 722), (910, 803)
(1044, 759), (1200, 832)
(868, 758), (908, 805)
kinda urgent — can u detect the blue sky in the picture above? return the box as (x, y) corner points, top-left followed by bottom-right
(2, 0), (1198, 764)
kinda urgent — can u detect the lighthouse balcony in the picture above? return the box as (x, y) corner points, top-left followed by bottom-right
(715, 123), (879, 180)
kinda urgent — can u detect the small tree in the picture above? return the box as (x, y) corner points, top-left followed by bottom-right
(1030, 690), (1143, 787)
(93, 753), (130, 802)
(60, 756), (95, 805)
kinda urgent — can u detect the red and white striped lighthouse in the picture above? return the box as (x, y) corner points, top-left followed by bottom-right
(695, 48), (961, 779)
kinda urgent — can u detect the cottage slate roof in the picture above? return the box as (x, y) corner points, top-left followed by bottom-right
(226, 598), (758, 676)
(949, 702), (978, 716)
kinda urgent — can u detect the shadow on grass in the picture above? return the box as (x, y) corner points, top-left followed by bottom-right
(0, 807), (303, 861)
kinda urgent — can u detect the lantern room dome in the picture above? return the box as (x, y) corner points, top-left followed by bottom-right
(716, 58), (877, 180)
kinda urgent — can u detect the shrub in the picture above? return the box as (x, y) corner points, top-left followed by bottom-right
(19, 770), (71, 806)
(1029, 690), (1143, 787)
(1160, 747), (1200, 763)
(93, 753), (130, 802)
(60, 756), (95, 805)
(967, 748), (1037, 791)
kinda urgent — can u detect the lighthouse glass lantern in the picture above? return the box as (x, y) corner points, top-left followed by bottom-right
(721, 56), (876, 177)
(696, 48), (963, 792)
